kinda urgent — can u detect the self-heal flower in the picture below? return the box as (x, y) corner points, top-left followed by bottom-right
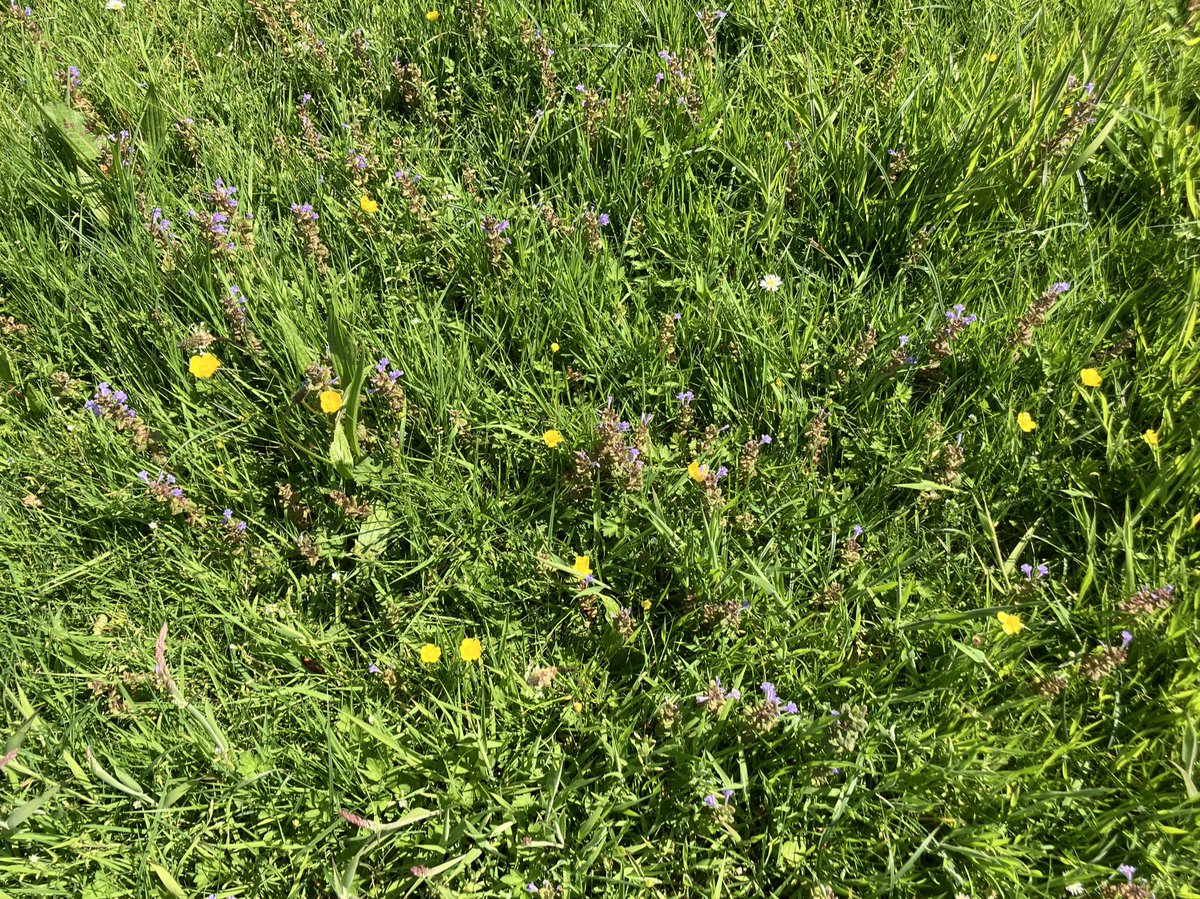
(759, 273), (782, 292)
(459, 637), (482, 662)
(1118, 865), (1136, 882)
(1080, 368), (1102, 387)
(1120, 630), (1133, 649)
(996, 611), (1025, 635)
(189, 353), (221, 378)
(543, 429), (564, 448)
(677, 390), (694, 404)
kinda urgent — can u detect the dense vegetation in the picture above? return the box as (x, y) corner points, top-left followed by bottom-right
(2, 0), (1198, 896)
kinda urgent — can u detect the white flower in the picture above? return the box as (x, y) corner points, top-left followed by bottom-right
(1065, 885), (1084, 897)
(759, 273), (782, 292)
(105, 0), (125, 9)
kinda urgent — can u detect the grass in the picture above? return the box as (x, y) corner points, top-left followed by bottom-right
(1, 0), (1199, 896)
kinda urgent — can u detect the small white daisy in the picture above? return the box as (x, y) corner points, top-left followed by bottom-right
(759, 273), (782, 292)
(105, 0), (125, 9)
(1065, 885), (1084, 897)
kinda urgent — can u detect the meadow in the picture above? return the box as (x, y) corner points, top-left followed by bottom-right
(1, 0), (1199, 896)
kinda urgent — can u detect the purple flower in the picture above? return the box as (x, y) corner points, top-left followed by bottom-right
(759, 434), (772, 445)
(1037, 564), (1049, 578)
(761, 682), (778, 704)
(640, 412), (653, 425)
(658, 50), (674, 62)
(715, 466), (728, 480)
(898, 334), (910, 347)
(527, 886), (538, 895)
(1120, 630), (1133, 648)
(1050, 282), (1072, 295)
(852, 525), (863, 539)
(655, 72), (665, 85)
(1117, 865), (1136, 882)
(783, 701), (798, 715)
(222, 508), (233, 523)
(597, 213), (610, 227)
(722, 788), (733, 800)
(727, 688), (740, 700)
(368, 663), (380, 674)
(1020, 563), (1034, 579)
(676, 391), (694, 404)
(575, 83), (586, 92)
(703, 794), (718, 808)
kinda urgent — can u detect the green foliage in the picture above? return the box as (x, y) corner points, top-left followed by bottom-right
(1, 0), (1198, 897)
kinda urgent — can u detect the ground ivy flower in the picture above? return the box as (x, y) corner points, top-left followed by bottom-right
(996, 611), (1025, 635)
(189, 353), (221, 378)
(1017, 411), (1037, 433)
(360, 195), (379, 214)
(543, 429), (564, 448)
(1080, 368), (1102, 387)
(420, 643), (441, 663)
(319, 390), (343, 413)
(1142, 428), (1159, 446)
(459, 637), (482, 662)
(759, 273), (782, 292)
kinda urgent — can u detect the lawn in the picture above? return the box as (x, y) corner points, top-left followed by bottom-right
(1, 0), (1198, 896)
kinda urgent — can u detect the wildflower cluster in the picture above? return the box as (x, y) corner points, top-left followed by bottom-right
(7, 0), (39, 39)
(696, 677), (740, 715)
(582, 208), (610, 255)
(927, 303), (978, 361)
(1011, 282), (1070, 347)
(747, 681), (798, 733)
(188, 178), (252, 255)
(1043, 76), (1098, 158)
(480, 215), (511, 268)
(1118, 584), (1175, 616)
(368, 357), (406, 412)
(220, 285), (261, 351)
(294, 93), (327, 161)
(519, 22), (558, 102)
(393, 168), (428, 221)
(140, 470), (198, 524)
(696, 8), (726, 59)
(85, 383), (152, 452)
(290, 203), (330, 272)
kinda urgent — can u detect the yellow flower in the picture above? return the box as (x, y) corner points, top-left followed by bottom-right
(550, 342), (560, 353)
(425, 9), (439, 21)
(1017, 411), (1037, 433)
(687, 460), (707, 481)
(641, 599), (652, 611)
(572, 555), (592, 579)
(419, 643), (442, 664)
(189, 353), (221, 378)
(984, 52), (998, 63)
(1080, 368), (1102, 388)
(572, 701), (583, 713)
(996, 611), (1025, 635)
(319, 390), (343, 414)
(543, 429), (564, 448)
(360, 195), (379, 214)
(459, 637), (482, 662)
(1142, 429), (1159, 447)
(1062, 105), (1074, 117)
